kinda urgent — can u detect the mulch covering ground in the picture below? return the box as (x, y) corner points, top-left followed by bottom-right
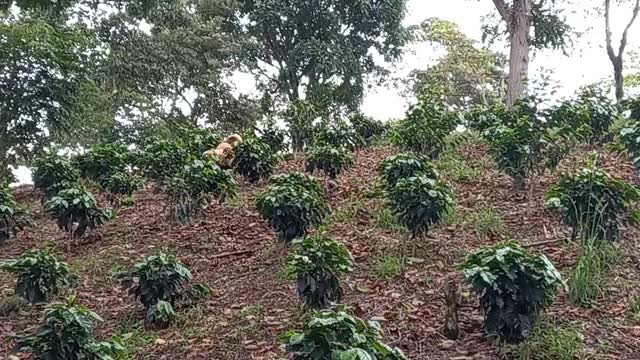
(2, 142), (640, 359)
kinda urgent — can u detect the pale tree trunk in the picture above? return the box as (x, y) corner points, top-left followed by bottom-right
(493, 0), (532, 107)
(605, 0), (640, 102)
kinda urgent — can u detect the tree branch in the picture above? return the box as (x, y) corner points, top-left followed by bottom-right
(605, 0), (617, 61)
(492, 0), (512, 24)
(619, 0), (640, 56)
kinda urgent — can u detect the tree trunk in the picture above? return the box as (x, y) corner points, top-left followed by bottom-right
(506, 0), (532, 107)
(613, 58), (624, 102)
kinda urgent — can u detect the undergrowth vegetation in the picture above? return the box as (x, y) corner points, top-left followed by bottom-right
(305, 146), (355, 179)
(0, 181), (33, 244)
(45, 185), (113, 239)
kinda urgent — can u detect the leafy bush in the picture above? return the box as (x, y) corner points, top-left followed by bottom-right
(624, 96), (640, 121)
(0, 249), (73, 304)
(461, 241), (564, 342)
(391, 95), (459, 158)
(232, 137), (277, 182)
(0, 181), (33, 244)
(470, 209), (507, 240)
(388, 174), (453, 238)
(547, 86), (618, 143)
(45, 185), (113, 239)
(377, 153), (438, 192)
(258, 124), (288, 153)
(618, 121), (640, 167)
(269, 172), (323, 196)
(312, 120), (365, 151)
(118, 253), (210, 328)
(545, 167), (640, 242)
(256, 182), (329, 243)
(32, 153), (80, 198)
(285, 235), (353, 309)
(465, 102), (509, 133)
(281, 306), (408, 360)
(12, 296), (126, 359)
(283, 99), (319, 152)
(73, 143), (131, 183)
(350, 113), (386, 144)
(305, 146), (355, 179)
(102, 171), (145, 200)
(164, 159), (238, 223)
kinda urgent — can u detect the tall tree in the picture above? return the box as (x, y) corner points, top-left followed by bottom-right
(486, 0), (571, 106)
(604, 0), (640, 102)
(239, 0), (409, 111)
(409, 18), (506, 109)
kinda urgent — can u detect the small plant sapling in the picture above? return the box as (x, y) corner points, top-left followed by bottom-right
(44, 185), (113, 239)
(0, 181), (33, 244)
(545, 167), (640, 243)
(461, 241), (565, 342)
(305, 146), (355, 179)
(285, 235), (353, 309)
(0, 249), (73, 304)
(12, 296), (126, 359)
(377, 153), (438, 192)
(232, 136), (277, 183)
(281, 305), (408, 360)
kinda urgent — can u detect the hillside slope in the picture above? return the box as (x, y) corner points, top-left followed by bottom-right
(2, 141), (640, 359)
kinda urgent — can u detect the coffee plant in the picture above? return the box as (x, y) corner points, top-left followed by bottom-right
(32, 153), (80, 198)
(618, 121), (640, 168)
(102, 171), (145, 202)
(164, 159), (238, 223)
(350, 113), (386, 144)
(305, 146), (355, 179)
(283, 99), (319, 152)
(118, 253), (210, 328)
(0, 181), (33, 244)
(281, 306), (408, 360)
(258, 123), (288, 153)
(625, 96), (640, 121)
(256, 182), (329, 243)
(312, 120), (365, 151)
(0, 248), (73, 304)
(72, 143), (131, 183)
(377, 153), (438, 192)
(269, 172), (323, 197)
(285, 235), (353, 309)
(465, 102), (509, 133)
(388, 174), (453, 238)
(232, 136), (277, 183)
(44, 185), (113, 239)
(391, 93), (459, 158)
(12, 296), (126, 359)
(461, 241), (564, 342)
(545, 167), (640, 242)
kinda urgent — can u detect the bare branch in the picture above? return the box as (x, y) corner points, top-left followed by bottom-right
(619, 0), (640, 56)
(605, 0), (617, 61)
(492, 0), (512, 24)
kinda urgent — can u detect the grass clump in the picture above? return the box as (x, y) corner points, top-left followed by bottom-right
(470, 209), (506, 240)
(374, 255), (402, 280)
(514, 319), (584, 360)
(569, 243), (621, 307)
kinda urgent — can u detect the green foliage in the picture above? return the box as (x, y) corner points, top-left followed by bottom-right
(374, 207), (406, 233)
(313, 121), (365, 151)
(391, 93), (459, 158)
(32, 153), (80, 198)
(545, 167), (640, 243)
(0, 248), (73, 304)
(118, 253), (210, 327)
(45, 185), (113, 239)
(461, 241), (564, 342)
(470, 209), (506, 241)
(0, 181), (33, 244)
(242, 0), (408, 109)
(12, 296), (126, 360)
(258, 124), (288, 153)
(436, 150), (478, 183)
(232, 137), (277, 183)
(73, 143), (132, 184)
(102, 171), (145, 199)
(374, 255), (402, 280)
(618, 121), (640, 167)
(256, 181), (329, 243)
(569, 244), (620, 307)
(305, 146), (355, 179)
(388, 175), (453, 238)
(515, 319), (584, 360)
(281, 306), (408, 360)
(164, 159), (238, 223)
(349, 114), (386, 144)
(377, 153), (438, 192)
(269, 172), (323, 196)
(282, 100), (320, 152)
(0, 20), (96, 176)
(547, 87), (619, 144)
(624, 96), (640, 121)
(285, 235), (353, 309)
